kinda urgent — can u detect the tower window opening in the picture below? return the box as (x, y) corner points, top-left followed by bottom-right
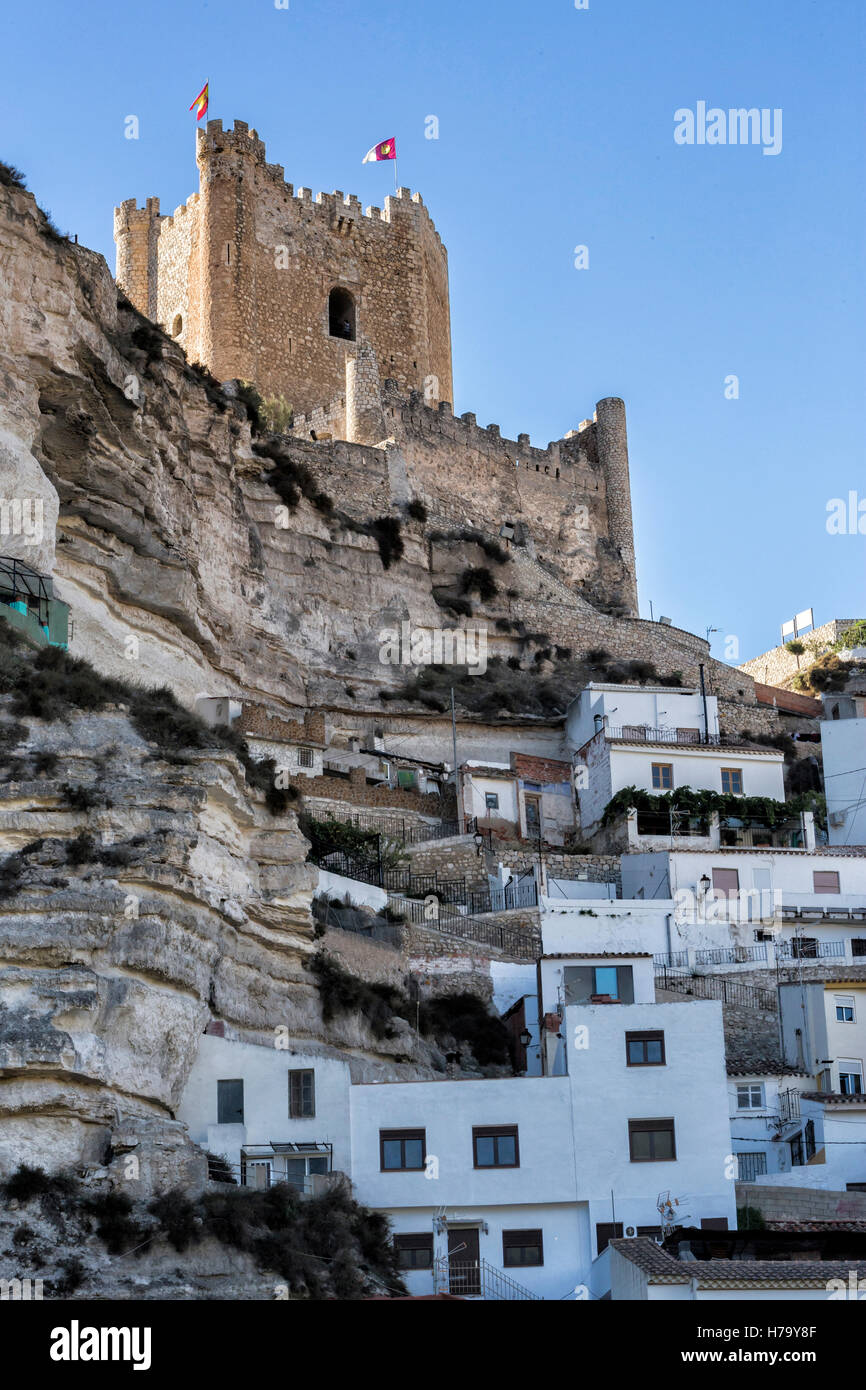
(328, 287), (355, 340)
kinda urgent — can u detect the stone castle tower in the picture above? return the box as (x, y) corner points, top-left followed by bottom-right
(114, 119), (453, 419)
(113, 120), (639, 617)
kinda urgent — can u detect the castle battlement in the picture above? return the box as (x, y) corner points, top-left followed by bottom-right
(114, 117), (453, 415)
(196, 119), (443, 246)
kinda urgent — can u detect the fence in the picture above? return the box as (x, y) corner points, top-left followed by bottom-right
(314, 846), (538, 916)
(391, 894), (539, 959)
(655, 967), (777, 1012)
(777, 938), (846, 960)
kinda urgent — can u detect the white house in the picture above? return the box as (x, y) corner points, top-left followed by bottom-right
(779, 978), (866, 1095)
(177, 949), (736, 1299)
(821, 704), (866, 847)
(566, 683), (786, 846)
(726, 1067), (814, 1184)
(622, 847), (866, 966)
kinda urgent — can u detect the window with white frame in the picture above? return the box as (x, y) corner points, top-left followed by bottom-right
(736, 1083), (764, 1110)
(836, 996), (856, 1024)
(297, 746), (315, 769)
(839, 1060), (864, 1096)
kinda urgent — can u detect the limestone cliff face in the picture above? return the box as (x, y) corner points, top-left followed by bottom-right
(0, 179), (753, 729)
(0, 683), (465, 1178)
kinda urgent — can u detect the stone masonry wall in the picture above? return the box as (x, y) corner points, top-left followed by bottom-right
(116, 119), (453, 417)
(740, 620), (858, 688)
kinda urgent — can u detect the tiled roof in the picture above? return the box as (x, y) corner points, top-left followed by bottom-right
(801, 1090), (866, 1106)
(768, 1221), (866, 1233)
(609, 1239), (866, 1288)
(608, 1239), (689, 1283)
(726, 1061), (809, 1077)
(541, 951), (653, 959)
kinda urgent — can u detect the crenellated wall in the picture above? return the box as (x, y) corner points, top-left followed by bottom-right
(115, 119), (453, 417)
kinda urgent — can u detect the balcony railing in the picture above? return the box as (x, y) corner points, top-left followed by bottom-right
(777, 938), (846, 960)
(719, 818), (806, 849)
(778, 1088), (801, 1125)
(605, 725), (721, 744)
(694, 944), (768, 967)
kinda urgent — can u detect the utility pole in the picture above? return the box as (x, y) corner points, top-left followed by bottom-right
(451, 687), (463, 833)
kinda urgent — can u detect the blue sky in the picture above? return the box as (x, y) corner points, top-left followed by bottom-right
(1, 0), (863, 663)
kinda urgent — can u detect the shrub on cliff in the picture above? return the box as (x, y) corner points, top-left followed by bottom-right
(460, 566), (497, 601)
(406, 498), (427, 522)
(367, 516), (404, 569)
(0, 612), (292, 817)
(0, 162), (27, 189)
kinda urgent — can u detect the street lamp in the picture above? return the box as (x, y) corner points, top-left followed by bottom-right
(518, 1027), (532, 1049)
(473, 831), (484, 856)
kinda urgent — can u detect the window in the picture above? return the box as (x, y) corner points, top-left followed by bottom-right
(281, 1151), (330, 1191)
(394, 1233), (434, 1270)
(853, 939), (866, 959)
(676, 727), (700, 743)
(814, 870), (841, 894)
(485, 792), (500, 811)
(297, 746), (315, 769)
(700, 1218), (729, 1231)
(626, 1031), (666, 1067)
(288, 1068), (315, 1118)
(503, 1229), (543, 1267)
(171, 313), (183, 338)
(836, 996), (856, 1024)
(328, 286), (355, 340)
(847, 1183), (866, 1193)
(736, 1084), (765, 1110)
(790, 1133), (805, 1167)
(217, 1078), (244, 1124)
(380, 1129), (426, 1171)
(651, 762), (673, 790)
(804, 1119), (816, 1161)
(563, 964), (634, 1005)
(473, 1125), (519, 1168)
(736, 1152), (767, 1182)
(628, 1118), (676, 1162)
(595, 1222), (623, 1254)
(721, 767), (743, 795)
(839, 1060), (864, 1096)
(712, 867), (740, 898)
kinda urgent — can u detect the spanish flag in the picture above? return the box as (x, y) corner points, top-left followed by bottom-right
(362, 137), (396, 163)
(189, 82), (209, 122)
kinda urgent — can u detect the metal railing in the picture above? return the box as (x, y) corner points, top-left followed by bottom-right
(655, 967), (777, 1012)
(719, 818), (806, 849)
(432, 1255), (541, 1300)
(777, 938), (846, 960)
(636, 811), (710, 837)
(389, 894), (540, 959)
(653, 950), (690, 971)
(694, 944), (768, 967)
(778, 1088), (801, 1124)
(605, 726), (724, 746)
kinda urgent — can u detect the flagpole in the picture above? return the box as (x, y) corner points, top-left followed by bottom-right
(394, 155), (398, 194)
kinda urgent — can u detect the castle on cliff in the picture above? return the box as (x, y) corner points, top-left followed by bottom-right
(114, 118), (639, 618)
